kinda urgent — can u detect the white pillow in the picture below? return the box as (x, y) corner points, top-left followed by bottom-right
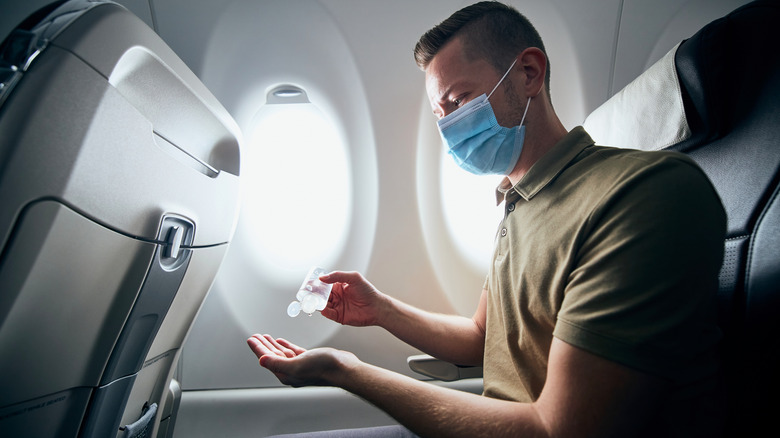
(583, 42), (690, 151)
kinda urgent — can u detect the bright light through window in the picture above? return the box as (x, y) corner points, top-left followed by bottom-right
(241, 103), (351, 275)
(439, 153), (504, 271)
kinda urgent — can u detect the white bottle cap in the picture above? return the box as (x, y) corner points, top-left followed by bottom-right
(287, 301), (302, 317)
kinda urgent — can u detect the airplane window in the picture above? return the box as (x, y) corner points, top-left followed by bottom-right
(439, 154), (504, 272)
(181, 84), (373, 389)
(242, 97), (351, 282)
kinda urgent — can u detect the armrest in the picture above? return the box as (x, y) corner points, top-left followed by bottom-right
(407, 355), (483, 381)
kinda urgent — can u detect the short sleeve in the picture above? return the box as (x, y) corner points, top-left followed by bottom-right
(553, 154), (726, 379)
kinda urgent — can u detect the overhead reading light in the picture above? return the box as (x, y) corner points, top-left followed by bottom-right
(273, 89), (302, 98)
(266, 84), (310, 104)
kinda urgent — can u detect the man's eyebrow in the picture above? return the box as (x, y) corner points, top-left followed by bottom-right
(435, 86), (453, 105)
(439, 82), (465, 107)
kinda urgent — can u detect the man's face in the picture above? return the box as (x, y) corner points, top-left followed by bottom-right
(425, 37), (521, 128)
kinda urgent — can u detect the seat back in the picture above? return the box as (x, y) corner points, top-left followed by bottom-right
(0, 1), (241, 437)
(672, 1), (780, 434)
(585, 1), (779, 434)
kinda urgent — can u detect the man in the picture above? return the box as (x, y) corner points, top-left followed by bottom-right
(248, 2), (726, 437)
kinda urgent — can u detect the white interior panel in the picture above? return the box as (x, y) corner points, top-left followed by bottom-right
(612, 0), (753, 95)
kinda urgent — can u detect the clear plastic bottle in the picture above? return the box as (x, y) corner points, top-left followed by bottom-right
(287, 266), (332, 317)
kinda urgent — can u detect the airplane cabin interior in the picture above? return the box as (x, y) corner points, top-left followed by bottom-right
(0, 0), (777, 437)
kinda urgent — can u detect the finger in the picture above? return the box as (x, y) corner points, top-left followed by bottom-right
(320, 306), (335, 318)
(257, 334), (293, 358)
(247, 335), (274, 359)
(324, 288), (340, 306)
(264, 335), (297, 358)
(320, 306), (342, 324)
(320, 292), (343, 323)
(276, 338), (307, 355)
(324, 287), (346, 321)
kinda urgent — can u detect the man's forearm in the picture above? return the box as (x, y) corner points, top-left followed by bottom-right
(375, 294), (484, 366)
(332, 358), (548, 438)
(250, 335), (667, 438)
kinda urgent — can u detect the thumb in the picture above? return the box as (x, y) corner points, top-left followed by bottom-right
(320, 270), (362, 285)
(259, 354), (296, 385)
(259, 353), (287, 372)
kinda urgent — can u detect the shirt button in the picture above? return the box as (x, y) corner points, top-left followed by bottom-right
(507, 203), (515, 212)
(500, 228), (507, 237)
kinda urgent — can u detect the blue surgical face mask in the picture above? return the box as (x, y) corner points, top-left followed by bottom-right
(437, 59), (531, 175)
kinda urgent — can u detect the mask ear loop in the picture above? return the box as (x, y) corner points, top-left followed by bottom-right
(519, 96), (532, 126)
(486, 58), (531, 126)
(487, 58), (518, 100)
(520, 76), (545, 127)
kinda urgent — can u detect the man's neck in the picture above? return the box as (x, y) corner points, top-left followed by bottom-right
(506, 118), (568, 186)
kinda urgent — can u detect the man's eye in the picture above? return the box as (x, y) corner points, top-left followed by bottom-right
(453, 98), (462, 106)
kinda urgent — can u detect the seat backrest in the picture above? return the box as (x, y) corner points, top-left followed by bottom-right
(672, 1), (780, 434)
(0, 1), (241, 437)
(585, 1), (779, 434)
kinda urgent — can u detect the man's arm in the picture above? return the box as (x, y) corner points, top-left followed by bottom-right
(248, 335), (669, 438)
(376, 288), (487, 366)
(320, 271), (486, 366)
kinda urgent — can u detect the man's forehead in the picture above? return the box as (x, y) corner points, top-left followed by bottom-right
(424, 45), (494, 102)
(424, 68), (450, 101)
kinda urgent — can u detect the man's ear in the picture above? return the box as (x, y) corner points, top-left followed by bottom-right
(517, 47), (547, 97)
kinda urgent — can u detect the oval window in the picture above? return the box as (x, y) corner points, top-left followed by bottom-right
(241, 100), (351, 282)
(439, 153), (504, 272)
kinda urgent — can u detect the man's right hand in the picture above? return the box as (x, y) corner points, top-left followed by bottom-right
(320, 271), (487, 367)
(319, 271), (388, 327)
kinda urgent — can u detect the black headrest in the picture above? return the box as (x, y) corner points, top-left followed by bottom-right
(672, 0), (780, 153)
(671, 0), (780, 238)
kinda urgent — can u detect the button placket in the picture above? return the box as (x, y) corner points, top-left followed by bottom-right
(500, 202), (515, 238)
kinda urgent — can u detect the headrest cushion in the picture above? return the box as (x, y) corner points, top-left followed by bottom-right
(583, 42), (690, 151)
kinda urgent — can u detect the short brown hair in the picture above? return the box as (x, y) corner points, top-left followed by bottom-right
(414, 1), (551, 97)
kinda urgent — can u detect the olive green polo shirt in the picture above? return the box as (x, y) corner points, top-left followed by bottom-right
(483, 127), (726, 432)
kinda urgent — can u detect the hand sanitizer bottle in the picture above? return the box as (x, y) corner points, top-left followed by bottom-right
(287, 266), (332, 317)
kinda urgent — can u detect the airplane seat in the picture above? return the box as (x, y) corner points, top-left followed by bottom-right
(0, 1), (241, 437)
(584, 0), (779, 435)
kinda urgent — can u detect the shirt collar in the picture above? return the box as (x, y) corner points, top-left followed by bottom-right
(496, 126), (595, 205)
